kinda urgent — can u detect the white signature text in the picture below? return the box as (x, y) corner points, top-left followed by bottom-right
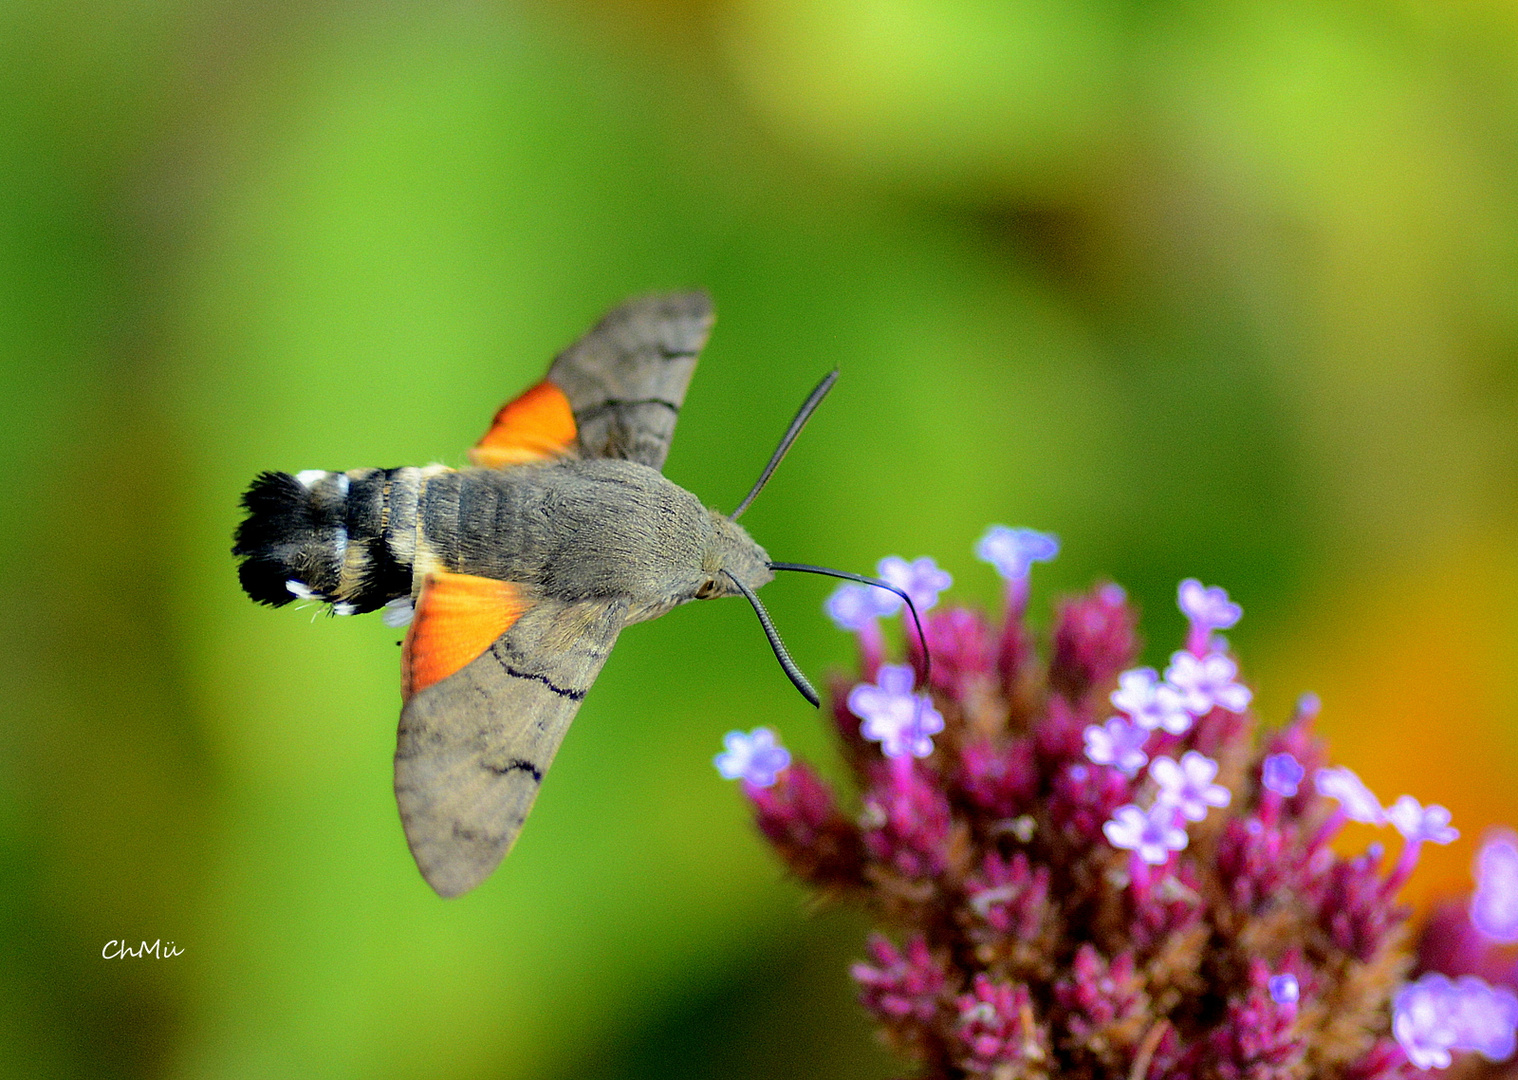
(102, 939), (183, 959)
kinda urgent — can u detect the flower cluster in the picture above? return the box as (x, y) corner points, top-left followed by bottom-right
(716, 528), (1518, 1079)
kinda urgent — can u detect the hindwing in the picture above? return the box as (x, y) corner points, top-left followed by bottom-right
(395, 596), (628, 898)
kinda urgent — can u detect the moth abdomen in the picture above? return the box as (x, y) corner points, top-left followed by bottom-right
(233, 467), (417, 614)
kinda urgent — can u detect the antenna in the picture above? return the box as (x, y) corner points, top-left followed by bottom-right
(721, 570), (819, 707)
(768, 562), (933, 690)
(729, 370), (839, 520)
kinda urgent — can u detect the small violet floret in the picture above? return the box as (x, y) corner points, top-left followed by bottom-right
(848, 664), (946, 759)
(1386, 795), (1459, 846)
(1110, 667), (1192, 735)
(825, 581), (901, 630)
(714, 727), (791, 788)
(1268, 974), (1300, 1006)
(1262, 753), (1305, 797)
(1164, 651), (1252, 715)
(1177, 578), (1243, 632)
(877, 556), (953, 614)
(974, 526), (1059, 581)
(1083, 717), (1150, 778)
(1394, 973), (1518, 1069)
(1103, 802), (1189, 865)
(1314, 765), (1385, 825)
(1149, 751), (1231, 822)
(1472, 830), (1518, 943)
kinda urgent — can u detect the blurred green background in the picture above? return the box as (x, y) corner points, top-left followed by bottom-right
(4, 0), (1518, 1076)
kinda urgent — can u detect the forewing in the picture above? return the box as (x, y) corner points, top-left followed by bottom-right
(547, 291), (713, 470)
(394, 596), (627, 897)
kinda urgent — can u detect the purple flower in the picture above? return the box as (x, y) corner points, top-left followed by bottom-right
(848, 664), (945, 759)
(1110, 667), (1192, 734)
(1472, 830), (1518, 943)
(1386, 796), (1459, 846)
(1448, 977), (1518, 1062)
(877, 556), (952, 613)
(1178, 578), (1242, 632)
(1262, 752), (1305, 797)
(1103, 802), (1189, 865)
(974, 526), (1059, 581)
(1083, 717), (1149, 778)
(825, 581), (900, 630)
(1268, 974), (1300, 1006)
(1394, 973), (1518, 1068)
(1149, 751), (1231, 822)
(714, 727), (791, 788)
(1164, 651), (1252, 715)
(1315, 765), (1384, 824)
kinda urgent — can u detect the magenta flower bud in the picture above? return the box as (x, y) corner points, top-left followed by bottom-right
(746, 760), (862, 889)
(860, 758), (955, 880)
(958, 738), (1038, 818)
(1050, 582), (1139, 699)
(852, 934), (947, 1030)
(952, 975), (1048, 1074)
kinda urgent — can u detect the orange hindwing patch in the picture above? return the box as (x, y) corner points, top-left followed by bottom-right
(469, 380), (577, 468)
(402, 572), (530, 700)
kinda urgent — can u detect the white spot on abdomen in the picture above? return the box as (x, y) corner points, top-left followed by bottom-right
(382, 597), (415, 628)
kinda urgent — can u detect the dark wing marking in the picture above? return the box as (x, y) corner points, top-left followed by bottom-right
(546, 291), (713, 470)
(394, 596), (627, 897)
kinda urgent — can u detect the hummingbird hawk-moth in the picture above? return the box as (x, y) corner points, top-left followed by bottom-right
(233, 292), (908, 898)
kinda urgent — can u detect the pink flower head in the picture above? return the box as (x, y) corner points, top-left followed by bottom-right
(1178, 578), (1242, 632)
(1110, 667), (1192, 734)
(1083, 717), (1149, 778)
(714, 727), (791, 788)
(1315, 765), (1385, 824)
(1149, 751), (1231, 822)
(825, 581), (900, 630)
(1103, 802), (1189, 865)
(1164, 650), (1252, 715)
(877, 555), (952, 613)
(1387, 795), (1459, 846)
(1472, 830), (1518, 943)
(848, 664), (945, 759)
(975, 526), (1059, 581)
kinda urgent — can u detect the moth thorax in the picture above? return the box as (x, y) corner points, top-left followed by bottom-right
(233, 467), (421, 615)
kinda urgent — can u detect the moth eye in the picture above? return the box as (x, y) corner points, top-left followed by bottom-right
(695, 579), (720, 600)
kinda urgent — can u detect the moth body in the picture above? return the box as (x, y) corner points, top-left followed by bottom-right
(235, 457), (772, 625)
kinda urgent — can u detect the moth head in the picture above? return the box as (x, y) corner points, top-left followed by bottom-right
(698, 514), (773, 600)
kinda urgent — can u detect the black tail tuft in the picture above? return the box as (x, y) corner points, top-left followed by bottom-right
(233, 471), (347, 606)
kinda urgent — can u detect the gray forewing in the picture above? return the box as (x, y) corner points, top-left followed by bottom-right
(394, 596), (627, 897)
(547, 291), (713, 470)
